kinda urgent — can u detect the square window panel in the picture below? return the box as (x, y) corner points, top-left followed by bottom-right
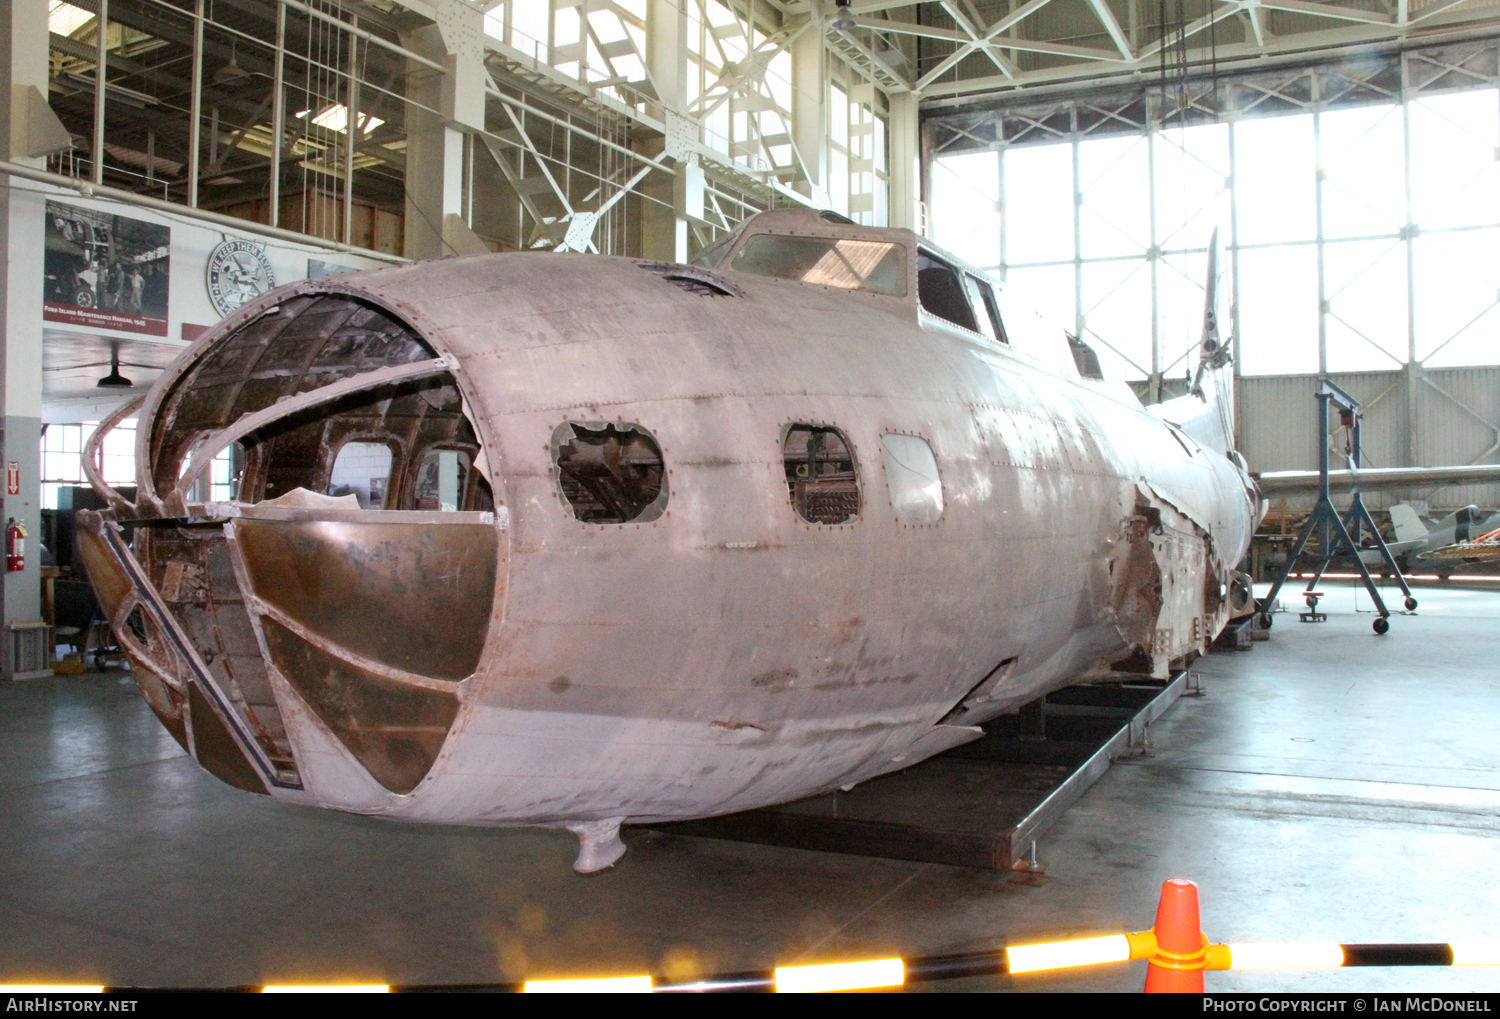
(932, 152), (1000, 268)
(1002, 263), (1076, 339)
(1236, 244), (1319, 375)
(1002, 142), (1074, 264)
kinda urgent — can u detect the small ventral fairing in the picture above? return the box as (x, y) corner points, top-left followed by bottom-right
(79, 209), (1259, 873)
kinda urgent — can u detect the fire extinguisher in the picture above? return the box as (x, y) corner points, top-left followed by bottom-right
(6, 518), (26, 573)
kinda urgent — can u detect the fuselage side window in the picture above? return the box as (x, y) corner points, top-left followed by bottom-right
(329, 440), (394, 509)
(976, 277), (1009, 344)
(782, 425), (860, 525)
(882, 434), (944, 525)
(963, 274), (1008, 345)
(552, 422), (668, 524)
(962, 275), (998, 342)
(917, 251), (978, 332)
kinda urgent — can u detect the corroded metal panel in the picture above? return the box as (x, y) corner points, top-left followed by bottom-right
(231, 517), (497, 682)
(260, 617), (459, 795)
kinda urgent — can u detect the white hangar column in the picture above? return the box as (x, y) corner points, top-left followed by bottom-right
(790, 23), (828, 208)
(886, 91), (920, 233)
(402, 0), (489, 260)
(0, 0), (54, 676)
(640, 0), (689, 263)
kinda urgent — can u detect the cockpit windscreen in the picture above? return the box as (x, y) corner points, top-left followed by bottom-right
(731, 235), (906, 296)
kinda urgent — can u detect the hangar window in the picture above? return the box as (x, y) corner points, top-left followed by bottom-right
(918, 251), (979, 332)
(731, 235), (906, 295)
(782, 425), (860, 524)
(553, 422), (668, 524)
(413, 448), (470, 511)
(329, 441), (394, 509)
(178, 439), (246, 504)
(882, 434), (944, 525)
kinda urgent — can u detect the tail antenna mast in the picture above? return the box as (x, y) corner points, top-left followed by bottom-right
(1189, 227), (1231, 400)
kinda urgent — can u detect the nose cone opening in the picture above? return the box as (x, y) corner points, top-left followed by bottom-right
(103, 291), (504, 797)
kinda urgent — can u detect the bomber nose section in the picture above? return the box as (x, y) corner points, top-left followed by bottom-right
(79, 287), (505, 800)
(229, 507), (495, 792)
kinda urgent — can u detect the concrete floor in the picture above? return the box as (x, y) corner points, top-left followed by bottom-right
(4, 579), (1500, 992)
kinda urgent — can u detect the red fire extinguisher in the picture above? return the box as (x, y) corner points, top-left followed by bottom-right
(6, 519), (26, 573)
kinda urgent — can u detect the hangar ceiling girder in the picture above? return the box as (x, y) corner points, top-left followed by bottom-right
(926, 38), (1500, 153)
(36, 0), (1500, 260)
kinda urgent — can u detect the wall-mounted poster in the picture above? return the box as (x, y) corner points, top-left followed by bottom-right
(206, 239), (276, 316)
(43, 200), (170, 336)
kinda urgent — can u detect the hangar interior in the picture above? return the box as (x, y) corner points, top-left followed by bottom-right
(2, 0), (1500, 994)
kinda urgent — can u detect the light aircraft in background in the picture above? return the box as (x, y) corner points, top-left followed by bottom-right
(1344, 503), (1500, 572)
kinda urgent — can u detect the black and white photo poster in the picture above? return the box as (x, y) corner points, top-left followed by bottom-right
(43, 200), (170, 336)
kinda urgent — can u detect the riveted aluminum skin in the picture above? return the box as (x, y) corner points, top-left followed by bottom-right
(82, 209), (1256, 843)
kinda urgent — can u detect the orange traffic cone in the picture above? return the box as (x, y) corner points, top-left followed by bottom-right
(1143, 878), (1208, 992)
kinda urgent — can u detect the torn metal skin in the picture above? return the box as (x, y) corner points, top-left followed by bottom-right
(79, 208), (1256, 872)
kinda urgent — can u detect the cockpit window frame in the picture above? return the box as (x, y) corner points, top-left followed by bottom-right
(966, 273), (1009, 346)
(916, 248), (980, 333)
(729, 233), (909, 297)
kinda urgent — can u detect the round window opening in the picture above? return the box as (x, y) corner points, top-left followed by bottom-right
(552, 421), (668, 524)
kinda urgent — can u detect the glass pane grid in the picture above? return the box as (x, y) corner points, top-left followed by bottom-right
(931, 81), (1500, 378)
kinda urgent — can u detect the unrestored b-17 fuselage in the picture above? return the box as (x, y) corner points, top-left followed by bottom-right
(79, 209), (1259, 871)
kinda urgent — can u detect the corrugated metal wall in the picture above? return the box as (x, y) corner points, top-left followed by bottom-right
(1237, 366), (1500, 512)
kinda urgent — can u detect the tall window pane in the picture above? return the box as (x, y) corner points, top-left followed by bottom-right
(1234, 114), (1316, 246)
(1154, 123), (1229, 250)
(931, 152), (1000, 269)
(1409, 90), (1500, 231)
(1081, 259), (1151, 379)
(1158, 250), (1212, 376)
(1320, 104), (1405, 241)
(1078, 135), (1149, 258)
(1002, 142), (1074, 265)
(1414, 227), (1500, 367)
(1237, 245), (1318, 376)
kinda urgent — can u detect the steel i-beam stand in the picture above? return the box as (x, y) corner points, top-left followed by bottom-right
(1257, 380), (1416, 635)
